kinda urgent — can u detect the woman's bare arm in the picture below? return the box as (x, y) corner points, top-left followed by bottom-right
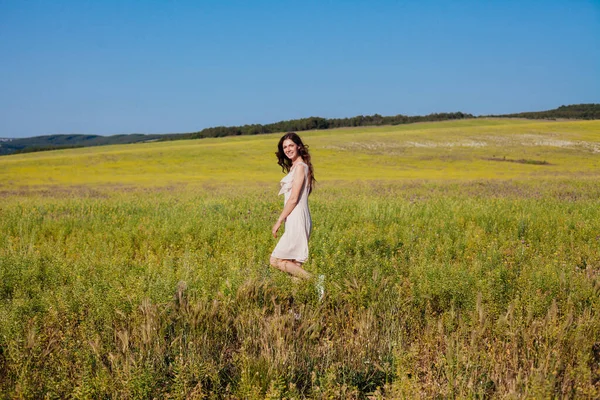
(272, 165), (305, 237)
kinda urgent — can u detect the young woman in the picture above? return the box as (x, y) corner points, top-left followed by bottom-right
(270, 132), (315, 279)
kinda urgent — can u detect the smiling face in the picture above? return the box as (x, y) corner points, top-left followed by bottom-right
(282, 139), (300, 161)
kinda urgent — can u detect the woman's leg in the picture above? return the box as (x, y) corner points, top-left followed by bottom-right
(269, 257), (312, 279)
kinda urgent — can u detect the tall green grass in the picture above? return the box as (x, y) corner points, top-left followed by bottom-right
(1, 180), (599, 398)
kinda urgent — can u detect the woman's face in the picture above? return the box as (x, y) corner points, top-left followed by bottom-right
(282, 139), (299, 161)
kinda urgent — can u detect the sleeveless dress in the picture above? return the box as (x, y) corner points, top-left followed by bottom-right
(271, 162), (312, 263)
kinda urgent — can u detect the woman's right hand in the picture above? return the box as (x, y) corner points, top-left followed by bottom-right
(272, 220), (282, 238)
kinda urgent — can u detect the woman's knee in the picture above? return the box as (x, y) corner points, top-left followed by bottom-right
(269, 256), (281, 269)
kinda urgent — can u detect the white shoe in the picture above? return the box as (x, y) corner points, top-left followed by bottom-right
(316, 274), (325, 301)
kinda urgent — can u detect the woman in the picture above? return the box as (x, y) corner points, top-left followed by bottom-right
(270, 132), (315, 279)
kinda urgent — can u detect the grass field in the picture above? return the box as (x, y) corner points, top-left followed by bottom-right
(1, 119), (600, 398)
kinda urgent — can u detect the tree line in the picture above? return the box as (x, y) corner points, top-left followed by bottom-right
(186, 112), (473, 139)
(487, 104), (600, 120)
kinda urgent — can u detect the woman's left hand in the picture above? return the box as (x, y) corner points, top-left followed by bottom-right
(272, 220), (282, 238)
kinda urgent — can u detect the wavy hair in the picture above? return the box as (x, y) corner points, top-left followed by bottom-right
(275, 132), (315, 194)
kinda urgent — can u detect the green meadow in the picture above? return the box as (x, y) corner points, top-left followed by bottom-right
(1, 119), (600, 398)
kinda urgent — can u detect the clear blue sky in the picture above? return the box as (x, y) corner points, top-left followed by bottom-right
(1, 0), (599, 138)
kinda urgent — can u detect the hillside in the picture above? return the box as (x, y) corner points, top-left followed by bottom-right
(0, 111), (473, 156)
(2, 118), (599, 191)
(1, 104), (597, 157)
(0, 133), (174, 156)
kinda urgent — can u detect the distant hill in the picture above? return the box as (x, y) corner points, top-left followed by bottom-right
(0, 112), (474, 156)
(1, 104), (598, 156)
(488, 103), (600, 120)
(0, 133), (182, 156)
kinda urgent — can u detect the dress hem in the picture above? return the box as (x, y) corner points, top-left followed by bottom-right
(270, 251), (308, 264)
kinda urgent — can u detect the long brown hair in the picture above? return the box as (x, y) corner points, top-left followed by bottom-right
(275, 132), (315, 194)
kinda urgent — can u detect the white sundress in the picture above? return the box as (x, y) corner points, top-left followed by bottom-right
(271, 162), (312, 263)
